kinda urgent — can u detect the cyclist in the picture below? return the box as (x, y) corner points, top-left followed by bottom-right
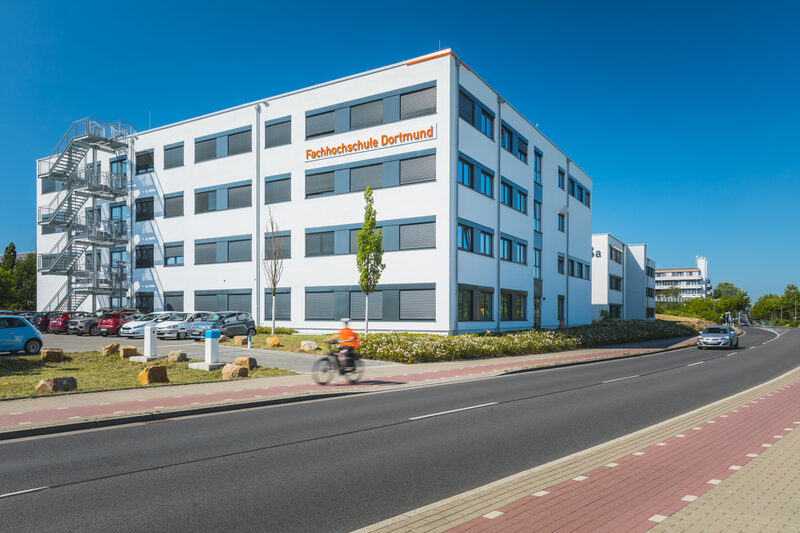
(326, 318), (360, 370)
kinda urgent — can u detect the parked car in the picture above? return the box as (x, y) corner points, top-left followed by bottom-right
(119, 312), (180, 338)
(697, 325), (739, 349)
(98, 311), (139, 336)
(68, 308), (125, 336)
(32, 312), (55, 332)
(0, 315), (43, 355)
(187, 311), (256, 339)
(48, 311), (89, 334)
(157, 312), (213, 340)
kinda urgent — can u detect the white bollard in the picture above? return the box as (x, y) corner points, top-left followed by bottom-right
(205, 329), (220, 365)
(144, 326), (157, 358)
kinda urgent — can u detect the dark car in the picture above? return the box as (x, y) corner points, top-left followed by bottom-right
(188, 311), (256, 339)
(98, 311), (139, 336)
(31, 312), (54, 333)
(48, 311), (89, 334)
(68, 308), (128, 336)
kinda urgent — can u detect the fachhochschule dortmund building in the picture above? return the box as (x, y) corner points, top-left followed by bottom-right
(35, 50), (594, 334)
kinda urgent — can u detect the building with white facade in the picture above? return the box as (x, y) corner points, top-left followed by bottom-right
(591, 234), (656, 320)
(655, 256), (711, 302)
(35, 50), (594, 334)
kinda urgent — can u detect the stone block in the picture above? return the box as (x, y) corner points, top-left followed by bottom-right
(41, 348), (64, 362)
(266, 336), (280, 347)
(121, 345), (139, 358)
(300, 340), (318, 352)
(102, 343), (120, 356)
(35, 376), (77, 394)
(219, 335), (229, 343)
(138, 366), (169, 385)
(168, 350), (188, 362)
(233, 335), (249, 346)
(234, 356), (257, 370)
(222, 364), (248, 379)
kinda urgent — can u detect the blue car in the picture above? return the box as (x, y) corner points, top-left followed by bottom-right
(0, 315), (43, 355)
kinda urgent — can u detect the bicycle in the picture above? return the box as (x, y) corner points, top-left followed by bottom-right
(312, 342), (365, 385)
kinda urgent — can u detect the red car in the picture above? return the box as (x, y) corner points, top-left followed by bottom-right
(98, 311), (138, 336)
(48, 311), (88, 334)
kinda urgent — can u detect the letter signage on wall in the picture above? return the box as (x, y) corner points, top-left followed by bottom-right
(305, 125), (437, 162)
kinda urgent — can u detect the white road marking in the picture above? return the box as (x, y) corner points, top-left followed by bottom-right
(57, 407), (69, 410)
(605, 463), (619, 467)
(761, 443), (772, 448)
(602, 375), (639, 384)
(68, 416), (80, 420)
(656, 442), (667, 446)
(686, 361), (704, 367)
(99, 403), (110, 406)
(17, 422), (31, 425)
(774, 435), (783, 439)
(9, 412), (21, 416)
(532, 490), (550, 497)
(113, 411), (126, 414)
(649, 514), (667, 523)
(409, 402), (498, 421)
(482, 511), (503, 519)
(730, 465), (742, 470)
(0, 486), (48, 499)
(746, 453), (758, 457)
(572, 475), (588, 481)
(726, 353), (735, 357)
(676, 434), (686, 438)
(632, 452), (645, 456)
(707, 479), (722, 485)
(682, 495), (698, 502)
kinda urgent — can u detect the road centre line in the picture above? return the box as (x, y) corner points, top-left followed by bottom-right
(686, 361), (704, 367)
(0, 486), (48, 499)
(409, 402), (498, 421)
(602, 375), (639, 384)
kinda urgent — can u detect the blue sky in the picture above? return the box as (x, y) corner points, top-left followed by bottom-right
(2, 1), (798, 300)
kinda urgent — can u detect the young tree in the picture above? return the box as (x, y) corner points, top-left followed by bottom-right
(12, 253), (36, 310)
(712, 282), (744, 299)
(657, 286), (681, 301)
(262, 206), (284, 335)
(356, 187), (385, 335)
(1, 242), (16, 272)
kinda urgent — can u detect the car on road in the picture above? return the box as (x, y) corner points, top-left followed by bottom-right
(740, 321), (750, 327)
(48, 311), (89, 334)
(187, 311), (257, 339)
(119, 312), (183, 338)
(157, 311), (213, 340)
(98, 311), (139, 336)
(697, 325), (739, 349)
(0, 315), (43, 355)
(68, 308), (129, 336)
(31, 312), (55, 333)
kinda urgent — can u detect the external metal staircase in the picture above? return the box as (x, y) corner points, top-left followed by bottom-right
(38, 118), (135, 312)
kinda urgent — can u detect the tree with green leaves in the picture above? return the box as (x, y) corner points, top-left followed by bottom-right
(751, 293), (781, 322)
(657, 286), (681, 301)
(1, 242), (16, 272)
(781, 284), (799, 321)
(356, 187), (385, 335)
(712, 281), (744, 299)
(12, 253), (36, 310)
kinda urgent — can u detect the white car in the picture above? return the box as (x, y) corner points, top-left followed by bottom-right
(119, 312), (182, 338)
(157, 312), (213, 340)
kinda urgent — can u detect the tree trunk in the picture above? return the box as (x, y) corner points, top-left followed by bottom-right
(364, 294), (369, 336)
(271, 295), (276, 335)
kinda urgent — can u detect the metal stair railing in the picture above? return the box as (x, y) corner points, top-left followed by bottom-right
(38, 216), (129, 274)
(38, 168), (129, 226)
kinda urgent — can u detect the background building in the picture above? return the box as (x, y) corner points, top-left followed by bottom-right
(655, 256), (712, 302)
(591, 234), (656, 320)
(35, 50), (594, 333)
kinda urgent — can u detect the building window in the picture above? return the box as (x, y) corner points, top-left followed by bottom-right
(135, 244), (154, 269)
(265, 291), (291, 320)
(501, 290), (526, 321)
(306, 171), (335, 197)
(459, 91), (474, 124)
(513, 189), (527, 213)
(265, 178), (291, 204)
(533, 150), (542, 184)
(194, 127), (252, 162)
(265, 119), (291, 148)
(477, 170), (493, 197)
(227, 184), (252, 210)
(500, 182), (512, 206)
(194, 138), (216, 163)
(227, 239), (251, 262)
(400, 86), (436, 119)
(458, 159), (473, 187)
(164, 292), (184, 312)
(399, 289), (435, 320)
(558, 254), (565, 274)
(350, 163), (382, 192)
(568, 176), (591, 207)
(479, 109), (493, 138)
(164, 194), (184, 218)
(516, 138), (528, 163)
(533, 201), (542, 232)
(306, 232), (335, 257)
(568, 259), (575, 277)
(584, 263), (590, 280)
(478, 291), (492, 321)
(609, 304), (623, 319)
(646, 266), (655, 278)
(533, 296), (541, 329)
(557, 295), (565, 322)
(135, 150), (154, 174)
(646, 307), (655, 319)
(513, 242), (526, 264)
(478, 231), (493, 256)
(610, 275), (623, 291)
(458, 289), (472, 321)
(110, 157), (127, 178)
(557, 213), (565, 232)
(399, 154), (436, 184)
(350, 99), (383, 130)
(227, 129), (252, 156)
(533, 248), (542, 279)
(500, 237), (512, 261)
(646, 287), (656, 298)
(135, 197), (154, 222)
(194, 237), (252, 264)
(164, 243), (184, 266)
(163, 144), (184, 170)
(306, 110), (335, 139)
(399, 222), (435, 250)
(265, 233), (291, 259)
(610, 246), (623, 263)
(501, 126), (512, 151)
(558, 169), (565, 189)
(195, 242), (217, 265)
(457, 224), (473, 251)
(195, 190), (216, 213)
(576, 262), (583, 279)
(136, 292), (154, 314)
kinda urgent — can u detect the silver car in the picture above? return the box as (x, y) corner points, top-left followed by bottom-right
(697, 325), (738, 349)
(157, 312), (213, 340)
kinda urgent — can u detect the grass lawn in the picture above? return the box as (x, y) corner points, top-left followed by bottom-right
(0, 352), (294, 399)
(220, 333), (334, 354)
(656, 314), (714, 329)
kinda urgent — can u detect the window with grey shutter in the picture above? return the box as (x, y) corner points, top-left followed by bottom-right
(265, 178), (290, 204)
(400, 87), (436, 119)
(399, 154), (436, 184)
(164, 243), (184, 266)
(305, 292), (335, 319)
(306, 232), (334, 256)
(135, 196), (154, 221)
(163, 144), (184, 169)
(306, 171), (334, 196)
(350, 291), (382, 320)
(400, 222), (435, 250)
(195, 138), (216, 162)
(265, 292), (291, 320)
(164, 195), (184, 218)
(459, 92), (474, 124)
(265, 234), (291, 259)
(265, 120), (291, 148)
(227, 129), (252, 156)
(195, 190), (217, 213)
(350, 163), (382, 192)
(227, 184), (252, 209)
(195, 293), (218, 311)
(306, 111), (335, 138)
(227, 239), (251, 262)
(164, 292), (184, 311)
(227, 293), (251, 313)
(400, 289), (435, 320)
(195, 242), (217, 264)
(350, 100), (383, 130)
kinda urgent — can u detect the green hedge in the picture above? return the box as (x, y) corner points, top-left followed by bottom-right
(256, 326), (298, 335)
(360, 319), (699, 364)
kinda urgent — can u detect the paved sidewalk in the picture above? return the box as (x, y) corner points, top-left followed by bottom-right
(356, 359), (800, 532)
(0, 336), (695, 436)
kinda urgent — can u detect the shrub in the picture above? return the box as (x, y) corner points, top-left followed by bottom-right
(256, 326), (297, 335)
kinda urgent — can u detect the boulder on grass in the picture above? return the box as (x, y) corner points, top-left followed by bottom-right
(222, 364), (248, 379)
(300, 340), (318, 352)
(102, 343), (120, 356)
(40, 348), (64, 362)
(35, 376), (77, 394)
(120, 345), (138, 358)
(234, 356), (257, 370)
(168, 350), (188, 362)
(233, 335), (249, 346)
(266, 335), (280, 347)
(219, 335), (229, 343)
(138, 366), (169, 385)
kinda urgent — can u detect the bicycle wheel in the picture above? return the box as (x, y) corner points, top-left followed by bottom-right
(344, 358), (365, 383)
(312, 357), (336, 385)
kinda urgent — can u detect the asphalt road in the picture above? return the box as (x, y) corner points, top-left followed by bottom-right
(1, 327), (796, 532)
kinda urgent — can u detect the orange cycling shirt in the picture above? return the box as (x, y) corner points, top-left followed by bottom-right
(339, 327), (361, 349)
